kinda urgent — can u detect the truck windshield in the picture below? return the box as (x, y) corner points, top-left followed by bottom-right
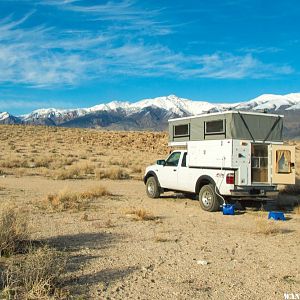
(165, 152), (181, 167)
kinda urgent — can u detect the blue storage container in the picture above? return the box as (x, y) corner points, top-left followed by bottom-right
(268, 211), (286, 221)
(223, 204), (235, 215)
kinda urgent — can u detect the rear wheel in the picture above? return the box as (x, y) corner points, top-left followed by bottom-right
(199, 184), (221, 212)
(146, 177), (160, 198)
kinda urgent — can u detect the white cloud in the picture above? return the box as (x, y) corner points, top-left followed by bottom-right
(0, 3), (294, 88)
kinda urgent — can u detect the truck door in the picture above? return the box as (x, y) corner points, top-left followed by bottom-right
(157, 151), (181, 189)
(269, 145), (295, 184)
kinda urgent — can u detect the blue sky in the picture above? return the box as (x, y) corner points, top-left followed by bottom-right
(0, 0), (300, 115)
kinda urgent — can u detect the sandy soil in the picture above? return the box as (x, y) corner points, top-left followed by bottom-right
(1, 175), (299, 300)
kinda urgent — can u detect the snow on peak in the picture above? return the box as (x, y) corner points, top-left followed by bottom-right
(237, 93), (300, 111)
(132, 95), (216, 115)
(86, 95), (216, 116)
(21, 107), (88, 121)
(0, 112), (10, 121)
(88, 101), (131, 112)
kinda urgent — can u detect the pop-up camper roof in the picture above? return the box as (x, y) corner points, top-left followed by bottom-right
(168, 111), (283, 144)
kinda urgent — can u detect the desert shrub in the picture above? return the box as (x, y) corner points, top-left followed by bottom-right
(80, 186), (112, 199)
(15, 168), (27, 178)
(0, 207), (29, 257)
(53, 163), (94, 180)
(125, 208), (156, 221)
(0, 158), (29, 169)
(130, 165), (143, 174)
(53, 167), (81, 180)
(255, 214), (282, 235)
(95, 167), (130, 180)
(46, 186), (111, 211)
(109, 158), (129, 168)
(33, 157), (54, 168)
(1, 245), (67, 299)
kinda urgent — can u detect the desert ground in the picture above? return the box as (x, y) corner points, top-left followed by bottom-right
(0, 125), (299, 299)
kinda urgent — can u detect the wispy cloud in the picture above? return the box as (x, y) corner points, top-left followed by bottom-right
(0, 1), (294, 88)
(239, 47), (282, 54)
(0, 99), (76, 111)
(41, 0), (171, 36)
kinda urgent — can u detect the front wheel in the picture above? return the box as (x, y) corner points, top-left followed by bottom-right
(199, 184), (221, 212)
(146, 177), (161, 198)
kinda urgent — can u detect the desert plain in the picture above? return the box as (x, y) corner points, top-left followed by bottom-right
(0, 125), (299, 299)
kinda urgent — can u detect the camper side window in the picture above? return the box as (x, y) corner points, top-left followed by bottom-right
(205, 119), (225, 135)
(174, 124), (189, 137)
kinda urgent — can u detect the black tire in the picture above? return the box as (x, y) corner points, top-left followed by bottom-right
(146, 177), (161, 198)
(199, 184), (221, 212)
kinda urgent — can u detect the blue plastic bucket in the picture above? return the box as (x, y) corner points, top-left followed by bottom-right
(223, 204), (235, 215)
(268, 211), (286, 221)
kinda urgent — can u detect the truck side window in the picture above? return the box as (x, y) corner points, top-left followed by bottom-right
(165, 152), (181, 167)
(181, 153), (187, 167)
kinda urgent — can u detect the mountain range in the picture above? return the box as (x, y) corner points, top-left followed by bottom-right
(1, 93), (300, 138)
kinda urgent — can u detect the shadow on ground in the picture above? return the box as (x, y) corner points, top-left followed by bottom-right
(44, 232), (117, 252)
(39, 232), (138, 297)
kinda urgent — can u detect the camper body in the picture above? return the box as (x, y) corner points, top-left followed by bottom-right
(144, 111), (295, 211)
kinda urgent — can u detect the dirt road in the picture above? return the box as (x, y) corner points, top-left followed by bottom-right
(1, 176), (299, 299)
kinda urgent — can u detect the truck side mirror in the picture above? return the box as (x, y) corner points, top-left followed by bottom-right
(156, 159), (166, 166)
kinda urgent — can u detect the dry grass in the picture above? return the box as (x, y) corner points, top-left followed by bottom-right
(1, 245), (67, 300)
(0, 125), (168, 179)
(95, 167), (130, 180)
(254, 213), (283, 235)
(80, 186), (112, 198)
(125, 208), (157, 221)
(0, 203), (68, 298)
(46, 186), (111, 211)
(130, 165), (143, 174)
(53, 163), (94, 180)
(0, 206), (29, 257)
(104, 219), (114, 228)
(154, 236), (169, 243)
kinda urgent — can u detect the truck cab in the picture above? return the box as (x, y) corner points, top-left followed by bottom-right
(144, 150), (236, 212)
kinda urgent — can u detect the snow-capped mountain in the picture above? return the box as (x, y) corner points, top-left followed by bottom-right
(0, 112), (21, 124)
(235, 93), (300, 111)
(0, 112), (10, 121)
(20, 95), (218, 121)
(1, 93), (300, 137)
(17, 93), (300, 122)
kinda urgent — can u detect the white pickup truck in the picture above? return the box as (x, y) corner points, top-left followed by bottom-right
(143, 147), (291, 212)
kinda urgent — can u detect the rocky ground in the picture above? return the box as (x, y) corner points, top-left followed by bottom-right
(1, 176), (299, 299)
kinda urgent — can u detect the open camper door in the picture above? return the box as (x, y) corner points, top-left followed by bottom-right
(269, 145), (295, 184)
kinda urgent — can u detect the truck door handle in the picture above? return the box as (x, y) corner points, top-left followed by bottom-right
(173, 169), (177, 172)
